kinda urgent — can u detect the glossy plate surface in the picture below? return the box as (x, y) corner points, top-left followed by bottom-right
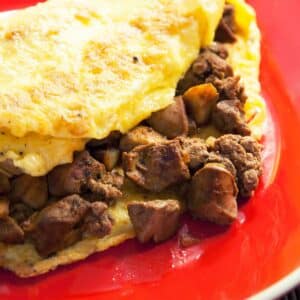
(0, 1), (300, 299)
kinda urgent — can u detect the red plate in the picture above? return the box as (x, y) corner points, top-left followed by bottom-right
(0, 1), (300, 299)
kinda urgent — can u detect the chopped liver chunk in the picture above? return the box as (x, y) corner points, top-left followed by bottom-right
(82, 202), (112, 238)
(123, 141), (190, 192)
(208, 76), (247, 103)
(48, 151), (123, 202)
(85, 168), (124, 202)
(188, 163), (238, 225)
(212, 135), (262, 197)
(212, 100), (251, 136)
(215, 4), (237, 43)
(177, 137), (209, 170)
(147, 96), (189, 138)
(10, 175), (48, 209)
(206, 152), (237, 178)
(48, 151), (105, 197)
(0, 216), (24, 244)
(176, 47), (233, 95)
(206, 43), (229, 59)
(128, 199), (181, 243)
(23, 195), (89, 256)
(10, 202), (34, 224)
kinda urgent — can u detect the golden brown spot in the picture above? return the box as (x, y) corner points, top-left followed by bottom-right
(75, 14), (90, 25)
(4, 30), (23, 41)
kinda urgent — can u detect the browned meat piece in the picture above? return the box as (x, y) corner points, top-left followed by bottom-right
(128, 199), (181, 243)
(61, 229), (82, 250)
(48, 151), (123, 201)
(240, 169), (259, 197)
(0, 173), (10, 194)
(147, 96), (189, 138)
(104, 168), (124, 189)
(188, 163), (238, 225)
(176, 48), (233, 95)
(239, 136), (262, 161)
(196, 49), (233, 79)
(213, 135), (262, 172)
(86, 180), (121, 202)
(206, 152), (237, 178)
(0, 196), (9, 218)
(23, 195), (89, 256)
(123, 141), (190, 192)
(10, 175), (48, 209)
(48, 151), (104, 197)
(82, 202), (112, 238)
(92, 147), (120, 171)
(176, 68), (203, 96)
(0, 216), (24, 244)
(208, 76), (247, 103)
(212, 134), (262, 197)
(215, 4), (237, 43)
(183, 83), (219, 125)
(212, 100), (251, 136)
(206, 43), (229, 59)
(120, 126), (165, 152)
(86, 168), (124, 202)
(10, 202), (34, 224)
(177, 137), (209, 170)
(87, 131), (121, 148)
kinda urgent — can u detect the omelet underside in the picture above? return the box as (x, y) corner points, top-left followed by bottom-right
(0, 0), (264, 276)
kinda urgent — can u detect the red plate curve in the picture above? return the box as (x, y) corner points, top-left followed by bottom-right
(0, 1), (300, 299)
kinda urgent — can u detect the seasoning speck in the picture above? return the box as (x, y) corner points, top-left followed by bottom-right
(132, 56), (139, 63)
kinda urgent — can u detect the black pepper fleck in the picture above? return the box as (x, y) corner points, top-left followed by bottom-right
(133, 56), (139, 63)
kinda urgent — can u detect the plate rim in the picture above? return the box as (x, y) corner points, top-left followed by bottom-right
(250, 267), (300, 299)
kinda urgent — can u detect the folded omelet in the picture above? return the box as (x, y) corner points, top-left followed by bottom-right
(0, 0), (224, 176)
(0, 0), (266, 277)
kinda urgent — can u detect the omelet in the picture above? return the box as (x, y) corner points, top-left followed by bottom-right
(0, 0), (225, 176)
(0, 0), (266, 277)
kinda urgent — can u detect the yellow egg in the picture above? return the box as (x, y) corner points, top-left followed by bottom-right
(227, 0), (266, 140)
